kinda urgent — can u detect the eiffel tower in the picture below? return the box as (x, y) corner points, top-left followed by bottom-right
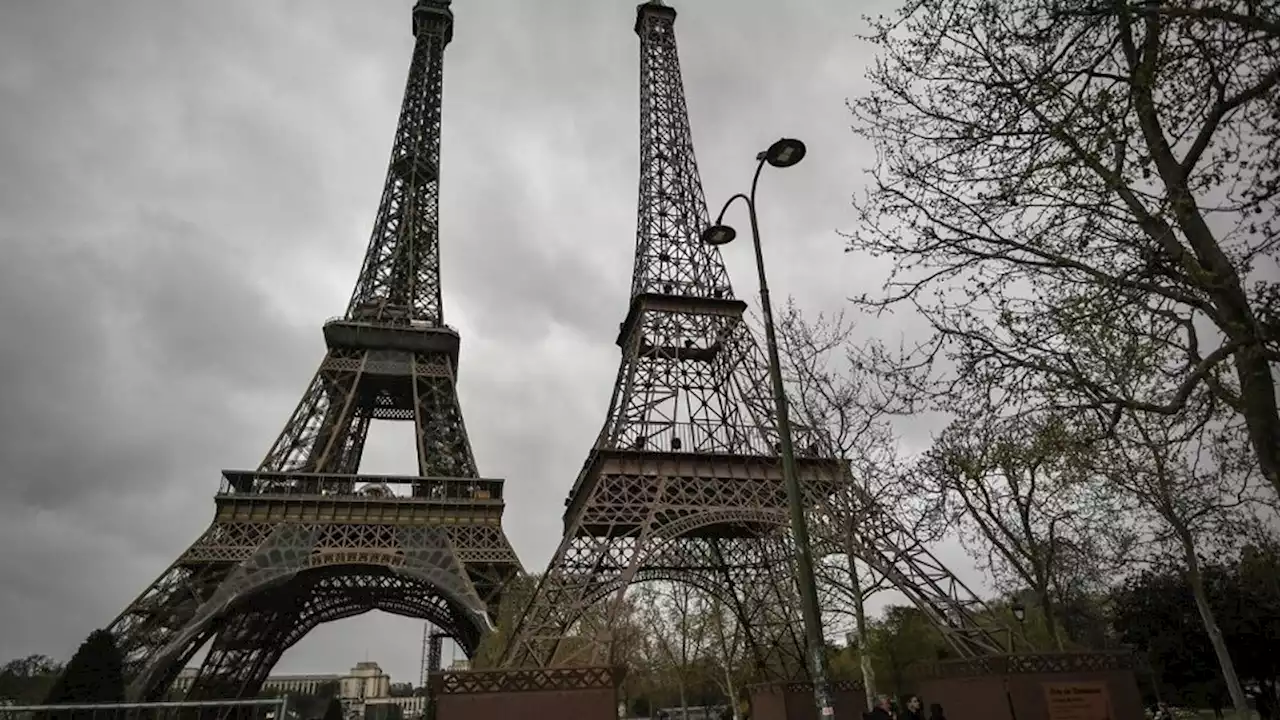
(498, 0), (1006, 679)
(105, 0), (522, 700)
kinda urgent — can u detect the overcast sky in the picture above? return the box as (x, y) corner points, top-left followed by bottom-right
(0, 0), (985, 686)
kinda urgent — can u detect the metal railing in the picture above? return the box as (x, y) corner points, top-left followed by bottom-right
(636, 279), (734, 299)
(601, 421), (827, 458)
(0, 698), (291, 720)
(218, 471), (503, 502)
(323, 315), (457, 333)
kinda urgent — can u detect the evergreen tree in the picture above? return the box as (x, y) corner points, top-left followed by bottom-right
(40, 630), (125, 720)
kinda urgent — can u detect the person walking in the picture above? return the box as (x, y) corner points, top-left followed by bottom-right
(867, 695), (894, 720)
(901, 695), (924, 720)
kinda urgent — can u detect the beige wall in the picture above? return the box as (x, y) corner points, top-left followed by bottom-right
(366, 696), (428, 716)
(340, 662), (392, 700)
(171, 661), (396, 702)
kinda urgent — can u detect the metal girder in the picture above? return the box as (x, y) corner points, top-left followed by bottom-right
(104, 0), (523, 701)
(261, 347), (480, 479)
(427, 629), (446, 675)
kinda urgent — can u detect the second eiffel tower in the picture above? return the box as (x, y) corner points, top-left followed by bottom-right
(104, 0), (522, 700)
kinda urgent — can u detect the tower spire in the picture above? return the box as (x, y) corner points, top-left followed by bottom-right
(347, 0), (455, 327)
(631, 0), (732, 300)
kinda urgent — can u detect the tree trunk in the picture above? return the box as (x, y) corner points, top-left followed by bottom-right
(1179, 531), (1250, 720)
(679, 594), (691, 720)
(1130, 29), (1280, 502)
(711, 598), (742, 720)
(846, 551), (877, 710)
(1170, 204), (1280, 501)
(1236, 344), (1280, 500)
(1035, 586), (1065, 651)
(724, 661), (741, 720)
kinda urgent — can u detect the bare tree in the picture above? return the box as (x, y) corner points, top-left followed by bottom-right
(1042, 248), (1266, 719)
(846, 0), (1280, 498)
(776, 302), (918, 707)
(703, 596), (746, 720)
(598, 593), (652, 714)
(1068, 2), (1280, 39)
(919, 412), (1129, 649)
(1095, 394), (1259, 719)
(634, 582), (712, 717)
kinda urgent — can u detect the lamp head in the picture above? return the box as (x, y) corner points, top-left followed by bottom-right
(1011, 601), (1026, 622)
(764, 138), (806, 168)
(701, 224), (737, 246)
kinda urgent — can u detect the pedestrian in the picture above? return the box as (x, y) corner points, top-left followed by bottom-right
(868, 694), (894, 720)
(901, 695), (924, 720)
(928, 703), (946, 720)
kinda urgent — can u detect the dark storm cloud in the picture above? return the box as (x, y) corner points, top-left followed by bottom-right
(0, 0), (338, 664)
(0, 0), (968, 685)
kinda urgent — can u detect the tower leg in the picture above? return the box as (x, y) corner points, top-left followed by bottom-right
(411, 353), (477, 478)
(188, 604), (301, 700)
(260, 350), (370, 475)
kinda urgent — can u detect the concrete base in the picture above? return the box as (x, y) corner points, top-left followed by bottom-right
(426, 666), (623, 720)
(748, 681), (865, 720)
(916, 652), (1144, 720)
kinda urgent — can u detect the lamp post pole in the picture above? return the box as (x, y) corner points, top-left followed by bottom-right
(703, 138), (834, 718)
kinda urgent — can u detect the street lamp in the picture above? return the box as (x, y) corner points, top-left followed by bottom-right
(701, 137), (835, 718)
(1012, 601), (1026, 624)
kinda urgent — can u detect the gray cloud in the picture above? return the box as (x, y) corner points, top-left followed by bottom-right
(0, 0), (974, 685)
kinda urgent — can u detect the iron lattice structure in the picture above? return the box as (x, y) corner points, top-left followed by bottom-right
(105, 0), (522, 701)
(500, 0), (1006, 680)
(422, 626), (447, 686)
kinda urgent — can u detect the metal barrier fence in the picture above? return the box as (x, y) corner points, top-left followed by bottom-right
(0, 698), (292, 720)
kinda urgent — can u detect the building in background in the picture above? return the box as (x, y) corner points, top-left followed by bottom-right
(172, 662), (427, 719)
(340, 662), (391, 702)
(172, 668), (341, 697)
